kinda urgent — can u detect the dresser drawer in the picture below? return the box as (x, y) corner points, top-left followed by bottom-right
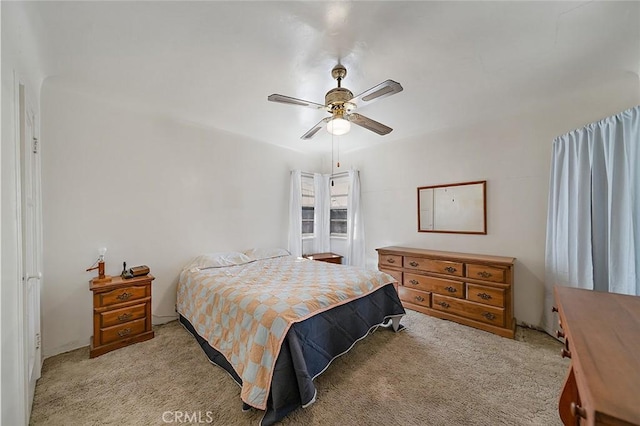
(379, 254), (402, 268)
(404, 273), (463, 298)
(398, 286), (430, 308)
(466, 264), (506, 283)
(100, 318), (147, 345)
(380, 268), (402, 285)
(98, 285), (148, 307)
(432, 294), (505, 327)
(405, 257), (463, 277)
(100, 303), (147, 328)
(466, 284), (505, 307)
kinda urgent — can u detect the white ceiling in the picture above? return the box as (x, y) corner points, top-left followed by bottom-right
(15, 1), (640, 153)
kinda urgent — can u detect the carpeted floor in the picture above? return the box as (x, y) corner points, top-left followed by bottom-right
(30, 310), (567, 425)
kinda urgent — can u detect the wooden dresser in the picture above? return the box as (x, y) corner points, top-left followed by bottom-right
(89, 274), (155, 358)
(376, 246), (516, 338)
(554, 286), (640, 425)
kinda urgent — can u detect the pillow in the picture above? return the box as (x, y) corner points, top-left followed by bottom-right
(243, 247), (290, 261)
(185, 252), (252, 270)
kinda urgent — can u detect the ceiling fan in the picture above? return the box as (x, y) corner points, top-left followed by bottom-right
(268, 64), (403, 140)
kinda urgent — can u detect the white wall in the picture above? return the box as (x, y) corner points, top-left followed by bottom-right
(1, 2), (45, 425)
(332, 74), (640, 329)
(40, 78), (319, 357)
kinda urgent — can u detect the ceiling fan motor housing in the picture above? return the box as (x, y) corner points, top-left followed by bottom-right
(326, 87), (354, 111)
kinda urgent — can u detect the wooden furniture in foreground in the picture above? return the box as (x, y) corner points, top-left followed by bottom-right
(303, 252), (343, 264)
(376, 246), (515, 338)
(553, 286), (640, 425)
(89, 274), (155, 358)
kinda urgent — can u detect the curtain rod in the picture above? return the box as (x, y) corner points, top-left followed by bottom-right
(300, 171), (351, 178)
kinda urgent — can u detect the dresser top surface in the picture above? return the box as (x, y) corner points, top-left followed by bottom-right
(555, 286), (640, 424)
(376, 246), (516, 265)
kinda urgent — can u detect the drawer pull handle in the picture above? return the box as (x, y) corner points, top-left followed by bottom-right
(477, 292), (492, 300)
(409, 261), (419, 267)
(415, 296), (425, 302)
(561, 348), (572, 359)
(117, 313), (133, 322)
(477, 271), (492, 278)
(552, 306), (558, 313)
(556, 330), (565, 339)
(409, 279), (419, 285)
(570, 402), (586, 419)
(436, 301), (450, 308)
(444, 286), (457, 293)
(116, 292), (133, 301)
(386, 258), (395, 263)
(444, 266), (457, 273)
(482, 312), (496, 321)
(117, 328), (132, 337)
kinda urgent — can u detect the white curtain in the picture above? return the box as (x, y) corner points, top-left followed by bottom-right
(313, 173), (331, 254)
(346, 169), (365, 267)
(544, 106), (640, 333)
(288, 170), (302, 257)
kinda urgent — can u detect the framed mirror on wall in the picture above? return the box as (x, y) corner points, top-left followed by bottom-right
(417, 180), (486, 234)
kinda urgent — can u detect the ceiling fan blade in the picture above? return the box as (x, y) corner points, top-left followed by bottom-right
(348, 113), (393, 135)
(268, 94), (328, 110)
(350, 80), (403, 108)
(301, 117), (332, 140)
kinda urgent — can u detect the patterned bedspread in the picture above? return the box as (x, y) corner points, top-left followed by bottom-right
(176, 255), (395, 410)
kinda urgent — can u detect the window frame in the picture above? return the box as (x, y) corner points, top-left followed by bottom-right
(330, 175), (349, 238)
(301, 174), (315, 238)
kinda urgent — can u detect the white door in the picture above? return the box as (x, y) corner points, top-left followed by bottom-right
(19, 83), (42, 414)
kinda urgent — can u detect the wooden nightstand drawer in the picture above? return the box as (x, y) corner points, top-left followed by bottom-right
(100, 318), (147, 345)
(432, 294), (505, 327)
(101, 303), (146, 328)
(98, 285), (148, 307)
(398, 286), (430, 308)
(466, 283), (505, 307)
(466, 264), (506, 283)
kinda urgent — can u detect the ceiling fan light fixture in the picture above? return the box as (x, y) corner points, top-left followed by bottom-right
(326, 117), (351, 135)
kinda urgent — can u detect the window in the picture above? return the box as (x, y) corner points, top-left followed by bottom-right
(301, 174), (314, 237)
(300, 173), (349, 238)
(330, 176), (349, 237)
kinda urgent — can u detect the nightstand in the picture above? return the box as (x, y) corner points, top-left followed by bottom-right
(304, 252), (343, 264)
(89, 274), (155, 358)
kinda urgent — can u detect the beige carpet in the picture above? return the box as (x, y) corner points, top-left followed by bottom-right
(30, 310), (567, 425)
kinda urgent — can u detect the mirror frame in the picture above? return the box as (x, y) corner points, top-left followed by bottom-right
(417, 180), (487, 234)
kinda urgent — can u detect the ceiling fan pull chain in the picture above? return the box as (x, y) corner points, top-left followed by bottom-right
(331, 131), (335, 186)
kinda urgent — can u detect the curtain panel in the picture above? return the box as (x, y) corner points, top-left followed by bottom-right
(346, 170), (365, 267)
(313, 173), (331, 254)
(288, 170), (303, 257)
(544, 106), (640, 333)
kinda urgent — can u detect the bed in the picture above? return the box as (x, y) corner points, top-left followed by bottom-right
(176, 248), (405, 425)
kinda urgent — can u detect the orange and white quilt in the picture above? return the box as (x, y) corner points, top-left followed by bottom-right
(176, 255), (395, 410)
